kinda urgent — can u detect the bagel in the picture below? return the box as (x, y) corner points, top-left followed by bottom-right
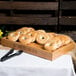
(57, 34), (72, 45)
(47, 32), (57, 38)
(19, 34), (33, 45)
(16, 27), (35, 35)
(7, 32), (20, 41)
(36, 31), (49, 45)
(26, 31), (37, 42)
(44, 37), (63, 51)
(44, 34), (72, 51)
(37, 30), (46, 33)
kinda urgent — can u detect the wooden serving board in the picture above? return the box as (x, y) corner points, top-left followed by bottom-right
(0, 37), (76, 60)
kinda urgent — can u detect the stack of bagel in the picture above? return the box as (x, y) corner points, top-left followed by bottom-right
(7, 27), (73, 51)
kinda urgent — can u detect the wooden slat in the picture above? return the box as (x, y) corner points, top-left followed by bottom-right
(12, 2), (58, 10)
(14, 14), (52, 17)
(0, 1), (58, 10)
(0, 13), (6, 16)
(0, 1), (12, 9)
(60, 1), (76, 10)
(59, 17), (76, 25)
(0, 17), (57, 25)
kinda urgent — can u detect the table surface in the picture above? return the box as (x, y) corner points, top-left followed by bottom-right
(0, 45), (76, 76)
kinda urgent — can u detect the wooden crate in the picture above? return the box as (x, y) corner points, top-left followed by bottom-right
(0, 37), (76, 60)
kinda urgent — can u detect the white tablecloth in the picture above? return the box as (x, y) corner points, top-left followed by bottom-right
(0, 45), (76, 76)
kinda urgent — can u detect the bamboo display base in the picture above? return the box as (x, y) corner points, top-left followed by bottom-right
(0, 37), (76, 60)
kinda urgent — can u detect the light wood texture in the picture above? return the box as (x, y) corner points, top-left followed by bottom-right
(1, 37), (76, 60)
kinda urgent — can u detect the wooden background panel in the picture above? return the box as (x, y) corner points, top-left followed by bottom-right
(60, 1), (76, 10)
(0, 1), (58, 10)
(0, 17), (57, 25)
(59, 17), (76, 25)
(12, 2), (58, 10)
(0, 1), (12, 9)
(0, 13), (6, 16)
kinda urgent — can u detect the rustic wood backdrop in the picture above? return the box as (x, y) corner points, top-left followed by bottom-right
(0, 0), (76, 41)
